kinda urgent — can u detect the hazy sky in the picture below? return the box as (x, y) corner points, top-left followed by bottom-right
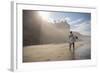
(38, 11), (91, 36)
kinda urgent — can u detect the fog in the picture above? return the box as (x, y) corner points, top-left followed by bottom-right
(23, 10), (91, 62)
(23, 10), (70, 46)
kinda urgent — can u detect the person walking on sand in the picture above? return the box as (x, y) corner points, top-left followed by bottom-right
(69, 31), (77, 52)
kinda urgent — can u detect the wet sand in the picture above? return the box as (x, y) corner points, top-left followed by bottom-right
(23, 42), (85, 62)
(75, 41), (91, 59)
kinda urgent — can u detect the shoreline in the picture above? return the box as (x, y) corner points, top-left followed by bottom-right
(23, 41), (90, 62)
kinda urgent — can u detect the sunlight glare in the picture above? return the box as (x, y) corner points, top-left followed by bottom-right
(38, 11), (50, 21)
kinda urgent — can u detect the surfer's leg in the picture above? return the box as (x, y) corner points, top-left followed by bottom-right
(69, 43), (71, 51)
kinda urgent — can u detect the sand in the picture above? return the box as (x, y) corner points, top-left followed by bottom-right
(23, 42), (86, 62)
(75, 41), (91, 59)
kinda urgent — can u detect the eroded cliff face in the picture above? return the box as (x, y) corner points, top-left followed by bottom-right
(23, 10), (70, 46)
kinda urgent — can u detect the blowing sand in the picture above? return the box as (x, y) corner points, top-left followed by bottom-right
(23, 42), (86, 62)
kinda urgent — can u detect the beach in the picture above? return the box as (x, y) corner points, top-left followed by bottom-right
(23, 41), (90, 62)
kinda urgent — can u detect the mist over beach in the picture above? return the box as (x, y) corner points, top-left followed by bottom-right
(23, 10), (91, 62)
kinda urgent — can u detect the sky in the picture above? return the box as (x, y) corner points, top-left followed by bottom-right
(38, 11), (91, 36)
